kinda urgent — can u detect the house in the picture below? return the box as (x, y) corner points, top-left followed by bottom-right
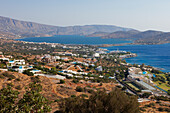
(13, 66), (26, 73)
(0, 68), (8, 72)
(0, 53), (9, 61)
(109, 77), (115, 79)
(93, 53), (100, 58)
(30, 70), (43, 75)
(96, 66), (103, 71)
(15, 59), (25, 65)
(61, 57), (69, 61)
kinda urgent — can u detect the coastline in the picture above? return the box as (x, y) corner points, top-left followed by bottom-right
(14, 37), (170, 73)
(100, 46), (169, 73)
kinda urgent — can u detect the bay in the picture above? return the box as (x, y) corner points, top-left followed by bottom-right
(16, 35), (131, 45)
(16, 35), (170, 72)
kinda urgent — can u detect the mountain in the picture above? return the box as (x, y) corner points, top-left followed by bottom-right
(0, 16), (133, 38)
(131, 30), (163, 39)
(86, 32), (110, 37)
(135, 32), (170, 44)
(96, 30), (170, 44)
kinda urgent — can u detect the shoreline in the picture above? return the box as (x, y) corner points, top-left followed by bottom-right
(13, 39), (170, 73)
(100, 47), (169, 73)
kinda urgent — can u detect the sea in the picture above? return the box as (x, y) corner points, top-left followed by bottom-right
(16, 35), (170, 72)
(16, 35), (132, 45)
(102, 44), (170, 72)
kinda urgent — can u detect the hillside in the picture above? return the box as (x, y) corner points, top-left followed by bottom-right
(102, 30), (140, 38)
(0, 16), (132, 39)
(89, 30), (170, 44)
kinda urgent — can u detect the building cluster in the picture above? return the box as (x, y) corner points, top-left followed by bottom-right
(127, 67), (166, 96)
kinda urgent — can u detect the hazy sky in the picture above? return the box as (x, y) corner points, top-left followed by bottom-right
(0, 0), (170, 31)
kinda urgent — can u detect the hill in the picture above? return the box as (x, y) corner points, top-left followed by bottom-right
(88, 30), (170, 44)
(102, 30), (140, 38)
(0, 16), (133, 39)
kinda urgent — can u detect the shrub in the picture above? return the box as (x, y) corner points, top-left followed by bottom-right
(15, 78), (21, 81)
(58, 88), (140, 113)
(165, 108), (170, 112)
(23, 70), (33, 76)
(76, 86), (83, 92)
(72, 79), (79, 83)
(3, 72), (16, 80)
(71, 95), (76, 98)
(31, 76), (41, 83)
(81, 94), (88, 98)
(0, 74), (5, 79)
(158, 107), (164, 111)
(7, 83), (14, 87)
(54, 99), (60, 102)
(140, 107), (146, 111)
(60, 80), (65, 84)
(87, 89), (94, 94)
(15, 85), (22, 90)
(99, 83), (103, 86)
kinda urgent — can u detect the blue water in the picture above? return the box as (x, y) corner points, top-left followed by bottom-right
(103, 44), (170, 72)
(143, 72), (147, 74)
(16, 35), (131, 45)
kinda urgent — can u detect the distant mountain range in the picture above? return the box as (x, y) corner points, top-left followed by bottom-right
(0, 16), (170, 44)
(0, 16), (132, 38)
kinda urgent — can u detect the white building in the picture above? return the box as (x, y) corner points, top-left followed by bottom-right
(93, 53), (100, 58)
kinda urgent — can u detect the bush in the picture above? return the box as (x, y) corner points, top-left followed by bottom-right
(15, 85), (22, 90)
(3, 72), (16, 80)
(80, 94), (88, 98)
(60, 80), (65, 84)
(31, 76), (41, 83)
(140, 107), (146, 111)
(54, 99), (60, 102)
(76, 86), (83, 92)
(72, 79), (79, 83)
(7, 83), (14, 87)
(87, 89), (94, 94)
(15, 78), (21, 81)
(23, 70), (33, 76)
(0, 74), (5, 79)
(71, 95), (76, 98)
(99, 83), (103, 86)
(158, 107), (164, 111)
(58, 88), (140, 113)
(165, 108), (170, 112)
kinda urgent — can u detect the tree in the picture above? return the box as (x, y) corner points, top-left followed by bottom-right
(60, 80), (65, 84)
(0, 83), (51, 113)
(17, 83), (51, 112)
(58, 88), (140, 113)
(76, 86), (83, 92)
(0, 86), (19, 112)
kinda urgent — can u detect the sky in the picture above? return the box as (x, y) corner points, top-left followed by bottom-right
(0, 0), (170, 31)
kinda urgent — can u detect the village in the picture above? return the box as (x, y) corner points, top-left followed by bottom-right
(0, 39), (169, 112)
